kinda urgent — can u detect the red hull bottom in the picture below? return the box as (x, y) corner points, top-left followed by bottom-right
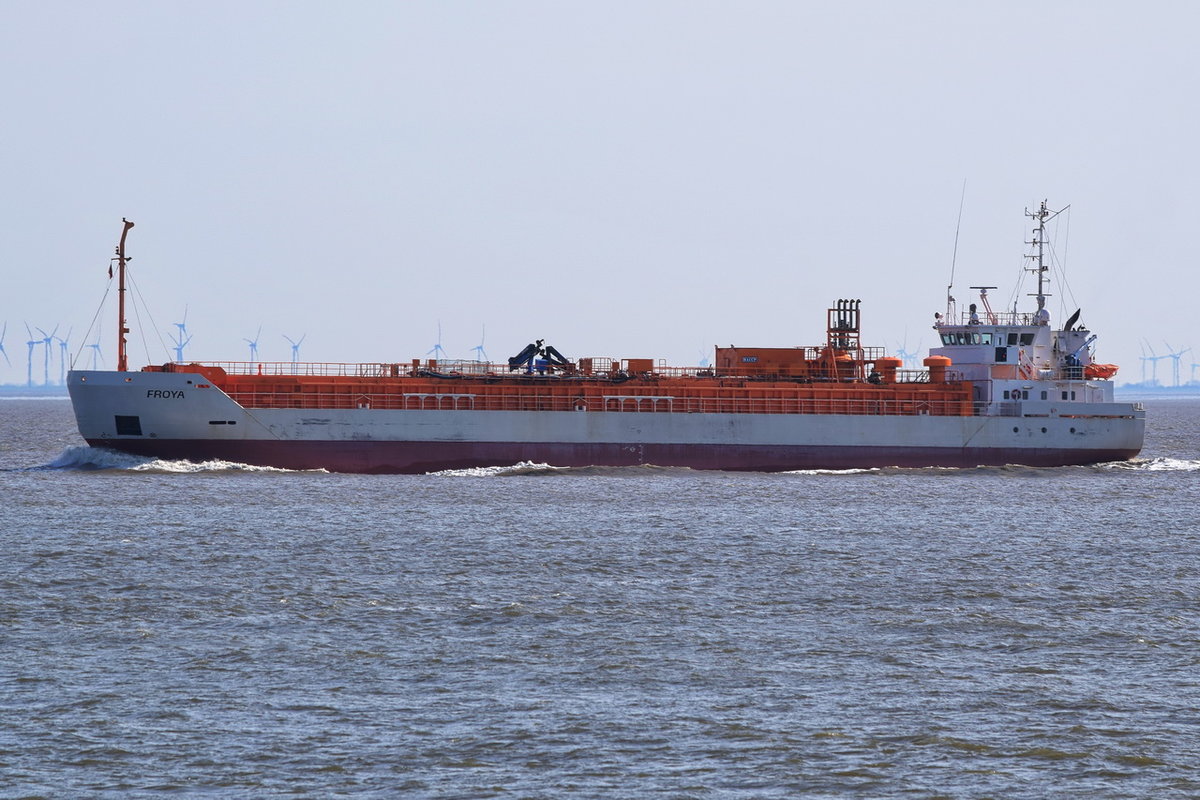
(85, 438), (1140, 473)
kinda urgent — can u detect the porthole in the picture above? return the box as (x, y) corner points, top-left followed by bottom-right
(1070, 427), (1076, 433)
(1013, 427), (1019, 433)
(1041, 427), (1047, 433)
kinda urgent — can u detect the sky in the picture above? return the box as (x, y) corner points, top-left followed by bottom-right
(2, 0), (1197, 387)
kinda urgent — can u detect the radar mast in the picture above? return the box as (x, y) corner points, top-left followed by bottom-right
(1024, 200), (1065, 324)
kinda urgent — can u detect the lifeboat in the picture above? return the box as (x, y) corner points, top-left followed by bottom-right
(1084, 363), (1119, 380)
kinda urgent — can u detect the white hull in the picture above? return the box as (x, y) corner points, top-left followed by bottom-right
(68, 370), (1145, 473)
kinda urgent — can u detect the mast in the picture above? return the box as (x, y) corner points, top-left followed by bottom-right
(1024, 200), (1063, 323)
(116, 218), (134, 371)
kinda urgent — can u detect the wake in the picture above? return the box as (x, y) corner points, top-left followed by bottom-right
(38, 445), (325, 474)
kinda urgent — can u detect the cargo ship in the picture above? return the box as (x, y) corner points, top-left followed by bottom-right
(68, 203), (1144, 473)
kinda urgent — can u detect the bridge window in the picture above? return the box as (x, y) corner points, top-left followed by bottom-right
(1019, 333), (1035, 346)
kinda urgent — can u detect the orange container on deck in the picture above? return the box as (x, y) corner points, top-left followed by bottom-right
(873, 356), (902, 384)
(924, 355), (952, 383)
(715, 347), (809, 378)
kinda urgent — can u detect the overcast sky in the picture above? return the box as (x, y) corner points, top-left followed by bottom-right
(2, 1), (1197, 387)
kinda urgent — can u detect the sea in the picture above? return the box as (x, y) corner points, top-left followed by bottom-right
(1, 396), (1198, 799)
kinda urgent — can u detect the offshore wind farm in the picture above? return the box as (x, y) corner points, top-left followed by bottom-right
(0, 310), (336, 393)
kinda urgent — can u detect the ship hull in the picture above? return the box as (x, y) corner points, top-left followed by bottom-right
(80, 436), (1141, 473)
(68, 370), (1145, 473)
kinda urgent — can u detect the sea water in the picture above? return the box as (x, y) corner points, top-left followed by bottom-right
(1, 396), (1198, 798)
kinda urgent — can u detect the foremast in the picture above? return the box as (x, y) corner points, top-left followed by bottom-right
(115, 218), (134, 372)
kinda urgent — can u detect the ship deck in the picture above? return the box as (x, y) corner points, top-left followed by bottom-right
(146, 360), (976, 417)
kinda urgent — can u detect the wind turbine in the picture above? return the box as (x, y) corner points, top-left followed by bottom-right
(1190, 362), (1200, 385)
(54, 327), (72, 385)
(896, 341), (923, 370)
(1163, 342), (1192, 387)
(894, 329), (923, 370)
(1139, 341), (1165, 385)
(35, 325), (58, 386)
(427, 322), (447, 361)
(170, 308), (192, 362)
(0, 322), (11, 368)
(283, 333), (306, 364)
(86, 335), (104, 370)
(244, 326), (262, 362)
(24, 323), (39, 387)
(470, 324), (488, 362)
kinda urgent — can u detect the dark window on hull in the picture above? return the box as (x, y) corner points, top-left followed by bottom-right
(115, 415), (143, 436)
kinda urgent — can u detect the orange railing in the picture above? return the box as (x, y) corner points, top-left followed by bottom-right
(221, 389), (973, 417)
(166, 355), (923, 382)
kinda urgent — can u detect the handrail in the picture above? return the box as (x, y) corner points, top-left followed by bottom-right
(158, 359), (935, 382)
(220, 388), (974, 417)
(950, 310), (1041, 326)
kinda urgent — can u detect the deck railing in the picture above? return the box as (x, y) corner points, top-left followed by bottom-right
(168, 360), (939, 382)
(221, 389), (972, 417)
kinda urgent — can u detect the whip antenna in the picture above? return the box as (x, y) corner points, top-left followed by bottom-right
(946, 179), (966, 320)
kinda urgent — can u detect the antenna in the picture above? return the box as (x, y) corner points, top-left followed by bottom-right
(946, 179), (967, 320)
(1024, 200), (1066, 325)
(0, 322), (10, 368)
